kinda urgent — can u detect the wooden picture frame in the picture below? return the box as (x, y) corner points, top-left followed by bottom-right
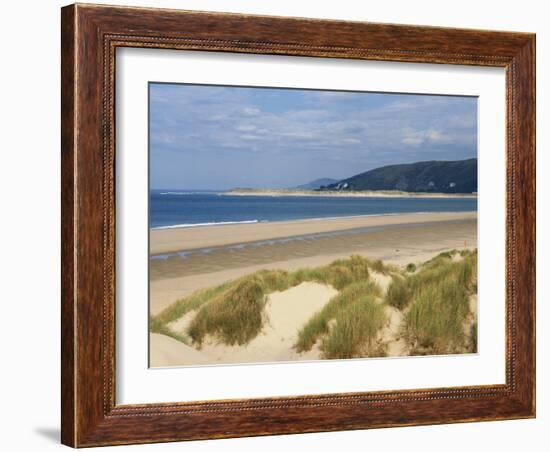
(61, 3), (535, 447)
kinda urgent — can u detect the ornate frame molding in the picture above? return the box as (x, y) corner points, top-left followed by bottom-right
(61, 4), (535, 447)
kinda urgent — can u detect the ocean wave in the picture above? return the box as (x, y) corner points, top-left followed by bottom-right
(152, 220), (260, 230)
(159, 191), (215, 195)
(150, 212), (461, 230)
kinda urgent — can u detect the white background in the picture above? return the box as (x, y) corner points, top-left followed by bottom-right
(117, 49), (506, 404)
(0, 0), (546, 451)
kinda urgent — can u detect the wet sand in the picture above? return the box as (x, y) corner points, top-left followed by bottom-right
(150, 211), (477, 255)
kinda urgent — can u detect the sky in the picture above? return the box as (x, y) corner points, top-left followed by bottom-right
(149, 83), (477, 190)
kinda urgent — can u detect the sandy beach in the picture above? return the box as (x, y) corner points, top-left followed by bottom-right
(149, 211), (477, 366)
(151, 211), (476, 255)
(150, 211), (476, 315)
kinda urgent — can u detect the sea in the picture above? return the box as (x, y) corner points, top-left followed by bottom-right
(150, 190), (477, 230)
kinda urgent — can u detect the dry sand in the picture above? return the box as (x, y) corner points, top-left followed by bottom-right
(150, 333), (214, 367)
(381, 306), (408, 357)
(151, 282), (338, 367)
(150, 211), (476, 255)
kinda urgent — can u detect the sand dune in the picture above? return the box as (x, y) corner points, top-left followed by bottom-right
(150, 256), (478, 366)
(151, 282), (338, 367)
(149, 333), (213, 367)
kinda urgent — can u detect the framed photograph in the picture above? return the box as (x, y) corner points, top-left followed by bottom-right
(61, 3), (536, 447)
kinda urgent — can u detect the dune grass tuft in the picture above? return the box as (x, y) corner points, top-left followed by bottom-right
(386, 275), (412, 310)
(294, 281), (382, 353)
(153, 283), (232, 327)
(406, 276), (467, 353)
(321, 295), (386, 359)
(406, 263), (417, 273)
(324, 255), (371, 289)
(471, 321), (478, 352)
(369, 259), (388, 275)
(149, 316), (189, 344)
(404, 250), (477, 354)
(187, 276), (267, 346)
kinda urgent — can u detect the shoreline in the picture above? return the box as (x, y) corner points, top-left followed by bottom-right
(223, 189), (477, 199)
(150, 211), (477, 255)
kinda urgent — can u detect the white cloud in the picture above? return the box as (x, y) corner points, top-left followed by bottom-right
(236, 125), (257, 132)
(342, 138), (362, 145)
(242, 107), (260, 116)
(240, 134), (261, 141)
(150, 84), (477, 166)
(401, 128), (449, 147)
(402, 136), (425, 146)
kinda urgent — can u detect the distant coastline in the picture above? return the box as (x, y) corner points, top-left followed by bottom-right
(224, 188), (478, 199)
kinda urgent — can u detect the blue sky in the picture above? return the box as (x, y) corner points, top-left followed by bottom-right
(149, 83), (477, 190)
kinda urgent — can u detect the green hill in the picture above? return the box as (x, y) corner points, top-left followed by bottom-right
(295, 178), (339, 190)
(324, 158), (477, 194)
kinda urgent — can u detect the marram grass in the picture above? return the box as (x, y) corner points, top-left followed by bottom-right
(187, 276), (267, 346)
(294, 281), (382, 353)
(150, 250), (477, 357)
(153, 255), (377, 347)
(386, 275), (412, 310)
(320, 293), (386, 359)
(404, 250), (477, 354)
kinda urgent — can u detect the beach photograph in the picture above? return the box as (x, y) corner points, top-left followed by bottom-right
(148, 83), (478, 367)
